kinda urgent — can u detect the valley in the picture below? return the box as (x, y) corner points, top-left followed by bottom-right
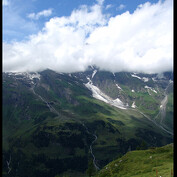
(2, 68), (173, 177)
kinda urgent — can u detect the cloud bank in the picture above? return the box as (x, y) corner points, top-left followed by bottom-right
(3, 0), (173, 74)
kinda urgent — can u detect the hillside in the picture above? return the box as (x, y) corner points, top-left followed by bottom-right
(2, 68), (173, 177)
(96, 143), (173, 177)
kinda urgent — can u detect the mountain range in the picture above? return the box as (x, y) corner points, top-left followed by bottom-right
(2, 66), (173, 177)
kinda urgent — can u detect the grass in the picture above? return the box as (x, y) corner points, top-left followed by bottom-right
(120, 85), (161, 118)
(2, 71), (173, 177)
(96, 143), (173, 177)
(75, 95), (171, 142)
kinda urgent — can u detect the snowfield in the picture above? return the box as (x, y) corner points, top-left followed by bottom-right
(85, 77), (127, 109)
(131, 101), (136, 108)
(115, 84), (122, 90)
(131, 74), (141, 80)
(142, 77), (149, 82)
(145, 86), (157, 93)
(92, 70), (97, 79)
(131, 74), (149, 82)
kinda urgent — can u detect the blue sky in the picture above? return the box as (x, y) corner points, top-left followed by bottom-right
(3, 0), (173, 73)
(3, 0), (160, 42)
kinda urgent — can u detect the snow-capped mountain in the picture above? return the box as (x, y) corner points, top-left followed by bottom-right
(2, 67), (173, 176)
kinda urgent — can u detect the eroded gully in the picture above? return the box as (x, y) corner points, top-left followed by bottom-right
(132, 82), (173, 136)
(31, 84), (100, 170)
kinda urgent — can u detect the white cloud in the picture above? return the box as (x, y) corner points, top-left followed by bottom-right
(3, 0), (173, 74)
(3, 0), (10, 6)
(106, 4), (113, 10)
(27, 9), (53, 20)
(96, 0), (104, 5)
(117, 4), (126, 10)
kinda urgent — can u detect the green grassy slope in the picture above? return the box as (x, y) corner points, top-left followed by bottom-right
(2, 70), (173, 177)
(96, 143), (173, 177)
(91, 71), (173, 134)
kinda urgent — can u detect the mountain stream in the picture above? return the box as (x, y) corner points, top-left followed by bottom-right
(132, 81), (173, 136)
(31, 84), (100, 171)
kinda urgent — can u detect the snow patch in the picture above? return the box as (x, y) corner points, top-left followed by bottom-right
(90, 65), (94, 69)
(7, 72), (40, 80)
(26, 72), (41, 80)
(131, 101), (136, 108)
(145, 86), (157, 93)
(152, 89), (157, 93)
(92, 70), (97, 79)
(85, 83), (109, 103)
(152, 77), (157, 82)
(86, 77), (92, 83)
(116, 84), (122, 90)
(131, 74), (149, 82)
(144, 86), (151, 89)
(5, 72), (40, 85)
(169, 79), (173, 83)
(142, 77), (149, 82)
(131, 74), (141, 80)
(113, 98), (124, 106)
(85, 78), (126, 109)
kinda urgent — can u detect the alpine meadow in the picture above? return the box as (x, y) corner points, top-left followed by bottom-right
(3, 0), (173, 176)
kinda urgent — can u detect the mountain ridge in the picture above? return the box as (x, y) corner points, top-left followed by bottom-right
(3, 68), (173, 176)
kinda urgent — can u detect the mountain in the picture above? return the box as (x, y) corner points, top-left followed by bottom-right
(95, 143), (173, 177)
(2, 67), (173, 177)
